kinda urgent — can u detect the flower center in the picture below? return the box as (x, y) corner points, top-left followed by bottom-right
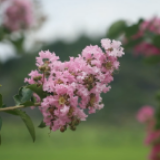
(58, 96), (66, 105)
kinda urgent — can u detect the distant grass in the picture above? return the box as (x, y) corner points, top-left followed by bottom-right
(0, 122), (149, 160)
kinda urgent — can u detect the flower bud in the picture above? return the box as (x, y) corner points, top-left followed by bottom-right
(33, 75), (42, 81)
(70, 125), (76, 131)
(39, 65), (46, 72)
(60, 125), (67, 132)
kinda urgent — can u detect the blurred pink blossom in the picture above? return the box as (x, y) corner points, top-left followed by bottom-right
(136, 106), (154, 123)
(145, 130), (160, 145)
(3, 0), (34, 31)
(134, 43), (160, 57)
(149, 144), (160, 160)
(128, 17), (160, 57)
(140, 17), (160, 35)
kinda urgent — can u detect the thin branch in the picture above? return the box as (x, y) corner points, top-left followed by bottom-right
(0, 103), (40, 112)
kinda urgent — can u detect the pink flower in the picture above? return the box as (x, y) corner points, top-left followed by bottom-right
(130, 17), (160, 57)
(149, 144), (160, 160)
(25, 38), (124, 132)
(101, 38), (124, 57)
(134, 43), (160, 57)
(140, 17), (160, 35)
(3, 0), (34, 31)
(136, 106), (154, 123)
(145, 130), (160, 145)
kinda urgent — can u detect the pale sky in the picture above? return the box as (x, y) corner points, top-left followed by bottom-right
(1, 0), (160, 61)
(36, 0), (160, 42)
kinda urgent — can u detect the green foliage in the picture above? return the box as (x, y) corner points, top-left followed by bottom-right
(156, 91), (160, 103)
(124, 38), (143, 49)
(10, 35), (25, 54)
(5, 109), (35, 142)
(0, 25), (25, 55)
(125, 19), (143, 38)
(21, 101), (35, 107)
(0, 94), (2, 108)
(0, 26), (10, 41)
(144, 55), (160, 65)
(13, 86), (33, 106)
(0, 116), (2, 145)
(27, 84), (47, 100)
(152, 35), (160, 48)
(0, 116), (2, 130)
(106, 20), (127, 39)
(125, 24), (139, 38)
(38, 121), (46, 128)
(0, 27), (4, 41)
(155, 99), (160, 129)
(1, 86), (36, 142)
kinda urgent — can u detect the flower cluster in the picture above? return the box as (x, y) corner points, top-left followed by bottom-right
(140, 17), (160, 35)
(132, 17), (160, 57)
(2, 0), (34, 31)
(137, 106), (160, 160)
(25, 39), (124, 132)
(134, 43), (160, 57)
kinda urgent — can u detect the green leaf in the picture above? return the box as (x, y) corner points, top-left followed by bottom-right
(155, 123), (160, 130)
(13, 95), (21, 105)
(155, 105), (160, 129)
(125, 37), (143, 49)
(125, 19), (144, 38)
(0, 133), (1, 145)
(144, 55), (160, 65)
(2, 104), (6, 108)
(19, 87), (33, 103)
(106, 20), (127, 39)
(38, 121), (46, 128)
(27, 84), (47, 100)
(13, 86), (33, 105)
(2, 26), (11, 35)
(21, 101), (35, 107)
(10, 35), (24, 54)
(152, 35), (160, 48)
(0, 26), (11, 41)
(5, 109), (35, 142)
(125, 24), (139, 38)
(137, 18), (144, 24)
(0, 94), (2, 108)
(0, 116), (2, 131)
(0, 116), (2, 145)
(19, 111), (35, 142)
(5, 110), (20, 116)
(156, 91), (160, 103)
(0, 27), (4, 41)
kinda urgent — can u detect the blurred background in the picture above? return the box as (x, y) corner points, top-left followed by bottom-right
(1, 0), (160, 159)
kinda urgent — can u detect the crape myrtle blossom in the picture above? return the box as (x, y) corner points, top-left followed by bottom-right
(134, 43), (160, 57)
(137, 106), (160, 160)
(25, 38), (124, 132)
(140, 17), (160, 35)
(2, 0), (33, 31)
(147, 131), (160, 160)
(131, 17), (160, 57)
(150, 144), (160, 160)
(137, 106), (154, 124)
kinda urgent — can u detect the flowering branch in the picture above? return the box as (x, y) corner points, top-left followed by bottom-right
(0, 38), (124, 144)
(0, 103), (40, 112)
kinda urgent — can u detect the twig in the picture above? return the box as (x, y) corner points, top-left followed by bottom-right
(0, 103), (40, 112)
